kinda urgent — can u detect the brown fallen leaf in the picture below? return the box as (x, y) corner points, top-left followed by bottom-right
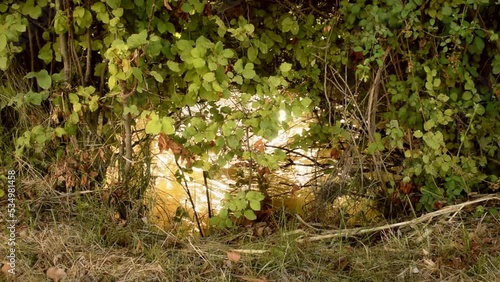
(47, 267), (67, 282)
(1, 261), (15, 280)
(226, 251), (241, 263)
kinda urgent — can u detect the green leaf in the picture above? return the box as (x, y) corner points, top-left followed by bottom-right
(268, 76), (280, 87)
(221, 49), (234, 58)
(150, 70), (164, 82)
(247, 46), (257, 61)
(89, 95), (99, 112)
(127, 30), (148, 48)
(55, 127), (67, 137)
(203, 72), (216, 82)
(291, 105), (302, 117)
(462, 91), (472, 100)
(123, 105), (139, 116)
(473, 36), (485, 53)
(441, 5), (452, 16)
(244, 209), (257, 220)
(233, 75), (243, 85)
(280, 62), (292, 72)
(424, 120), (435, 131)
(301, 97), (312, 107)
(249, 200), (261, 211)
(0, 34), (7, 53)
(161, 117), (175, 134)
(145, 119), (162, 134)
(0, 57), (7, 70)
(281, 17), (294, 32)
(175, 39), (193, 51)
(38, 43), (53, 64)
(167, 61), (181, 72)
(192, 58), (205, 68)
(106, 0), (121, 9)
(36, 70), (52, 89)
(242, 69), (256, 79)
(181, 2), (192, 13)
(234, 59), (243, 73)
(414, 130), (423, 138)
(244, 24), (255, 34)
(22, 0), (42, 19)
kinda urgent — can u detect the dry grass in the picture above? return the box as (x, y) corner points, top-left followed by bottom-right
(1, 180), (499, 282)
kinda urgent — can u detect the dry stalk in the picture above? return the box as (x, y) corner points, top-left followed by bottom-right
(295, 193), (500, 243)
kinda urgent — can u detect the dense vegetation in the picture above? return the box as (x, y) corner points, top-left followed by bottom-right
(1, 0), (499, 229)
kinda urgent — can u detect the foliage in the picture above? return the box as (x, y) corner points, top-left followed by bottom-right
(0, 0), (499, 227)
(209, 190), (265, 228)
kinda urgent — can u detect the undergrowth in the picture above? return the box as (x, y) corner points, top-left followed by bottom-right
(1, 178), (499, 281)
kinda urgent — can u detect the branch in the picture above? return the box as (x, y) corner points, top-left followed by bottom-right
(294, 193), (500, 243)
(56, 0), (71, 86)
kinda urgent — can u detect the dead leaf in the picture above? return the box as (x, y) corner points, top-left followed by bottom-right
(203, 3), (212, 16)
(399, 182), (413, 194)
(254, 139), (265, 152)
(330, 148), (341, 159)
(47, 267), (67, 282)
(1, 261), (14, 278)
(226, 251), (241, 263)
(158, 133), (168, 152)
